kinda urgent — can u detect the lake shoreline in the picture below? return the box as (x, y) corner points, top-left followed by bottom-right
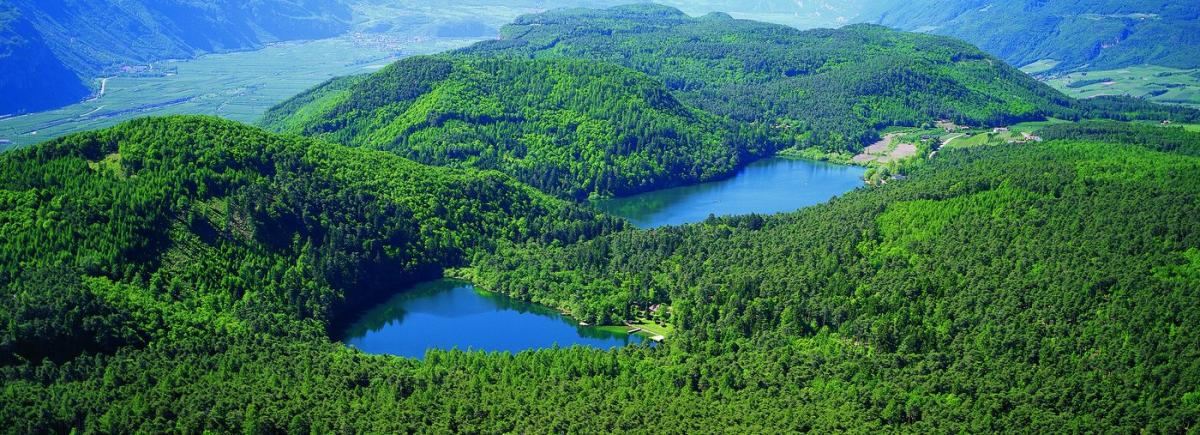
(446, 268), (663, 341)
(593, 154), (867, 228)
(337, 278), (650, 359)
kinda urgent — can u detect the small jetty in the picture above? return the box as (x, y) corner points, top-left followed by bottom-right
(627, 327), (642, 334)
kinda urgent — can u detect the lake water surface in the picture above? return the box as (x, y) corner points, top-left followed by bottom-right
(594, 157), (865, 228)
(339, 279), (644, 358)
(343, 158), (862, 357)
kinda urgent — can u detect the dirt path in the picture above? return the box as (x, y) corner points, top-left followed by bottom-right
(87, 78), (111, 102)
(941, 133), (966, 147)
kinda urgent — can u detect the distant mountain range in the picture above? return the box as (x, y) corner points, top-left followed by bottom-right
(4, 0), (1198, 117)
(870, 0), (1200, 73)
(0, 0), (352, 115)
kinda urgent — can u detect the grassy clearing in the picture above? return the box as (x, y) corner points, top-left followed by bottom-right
(942, 130), (1022, 149)
(1009, 118), (1073, 132)
(585, 319), (671, 342)
(1019, 59), (1061, 75)
(591, 317), (672, 340)
(778, 147), (856, 165)
(1042, 65), (1200, 109)
(627, 319), (673, 338)
(940, 119), (1071, 150)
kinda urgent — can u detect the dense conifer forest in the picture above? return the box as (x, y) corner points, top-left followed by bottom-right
(3, 116), (1199, 432)
(3, 5), (1200, 433)
(263, 56), (773, 200)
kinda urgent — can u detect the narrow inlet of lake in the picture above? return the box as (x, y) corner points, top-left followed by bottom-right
(339, 279), (646, 359)
(593, 157), (865, 228)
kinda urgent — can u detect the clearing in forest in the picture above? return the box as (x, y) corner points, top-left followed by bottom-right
(854, 133), (918, 163)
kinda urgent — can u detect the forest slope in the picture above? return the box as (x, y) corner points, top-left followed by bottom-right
(0, 115), (620, 365)
(263, 56), (773, 199)
(458, 4), (1197, 152)
(1, 118), (1197, 431)
(467, 124), (1200, 429)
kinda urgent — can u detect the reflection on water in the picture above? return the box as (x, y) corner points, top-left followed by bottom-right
(339, 279), (644, 358)
(594, 157), (865, 228)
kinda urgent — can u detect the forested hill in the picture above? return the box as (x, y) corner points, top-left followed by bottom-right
(3, 117), (1198, 431)
(871, 0), (1200, 73)
(467, 123), (1200, 430)
(0, 0), (352, 115)
(0, 115), (621, 364)
(457, 4), (1193, 152)
(264, 4), (1199, 201)
(263, 56), (775, 200)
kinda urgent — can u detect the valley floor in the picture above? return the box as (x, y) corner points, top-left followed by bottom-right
(1031, 64), (1200, 109)
(0, 36), (480, 153)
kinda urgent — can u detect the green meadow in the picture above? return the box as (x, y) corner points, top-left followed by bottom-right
(1019, 59), (1061, 75)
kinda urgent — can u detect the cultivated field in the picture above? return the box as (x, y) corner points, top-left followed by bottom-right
(1034, 64), (1200, 109)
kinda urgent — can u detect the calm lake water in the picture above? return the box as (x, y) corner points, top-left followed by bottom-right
(594, 157), (865, 228)
(339, 279), (645, 358)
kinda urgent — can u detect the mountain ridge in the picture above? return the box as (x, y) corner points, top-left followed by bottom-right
(0, 0), (353, 115)
(870, 0), (1200, 73)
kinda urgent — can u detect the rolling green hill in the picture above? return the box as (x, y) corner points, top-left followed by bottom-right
(263, 55), (774, 199)
(2, 116), (1198, 431)
(0, 0), (352, 115)
(266, 4), (1199, 201)
(0, 115), (620, 363)
(466, 123), (1200, 430)
(458, 4), (1073, 151)
(457, 5), (1194, 152)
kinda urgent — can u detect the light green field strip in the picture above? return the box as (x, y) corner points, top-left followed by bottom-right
(1040, 64), (1200, 109)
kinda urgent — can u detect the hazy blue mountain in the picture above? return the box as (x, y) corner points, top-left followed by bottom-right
(0, 4), (90, 114)
(871, 0), (1200, 72)
(0, 0), (352, 115)
(658, 0), (876, 27)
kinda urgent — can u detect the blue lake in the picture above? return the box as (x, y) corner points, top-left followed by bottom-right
(594, 157), (865, 228)
(339, 279), (645, 358)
